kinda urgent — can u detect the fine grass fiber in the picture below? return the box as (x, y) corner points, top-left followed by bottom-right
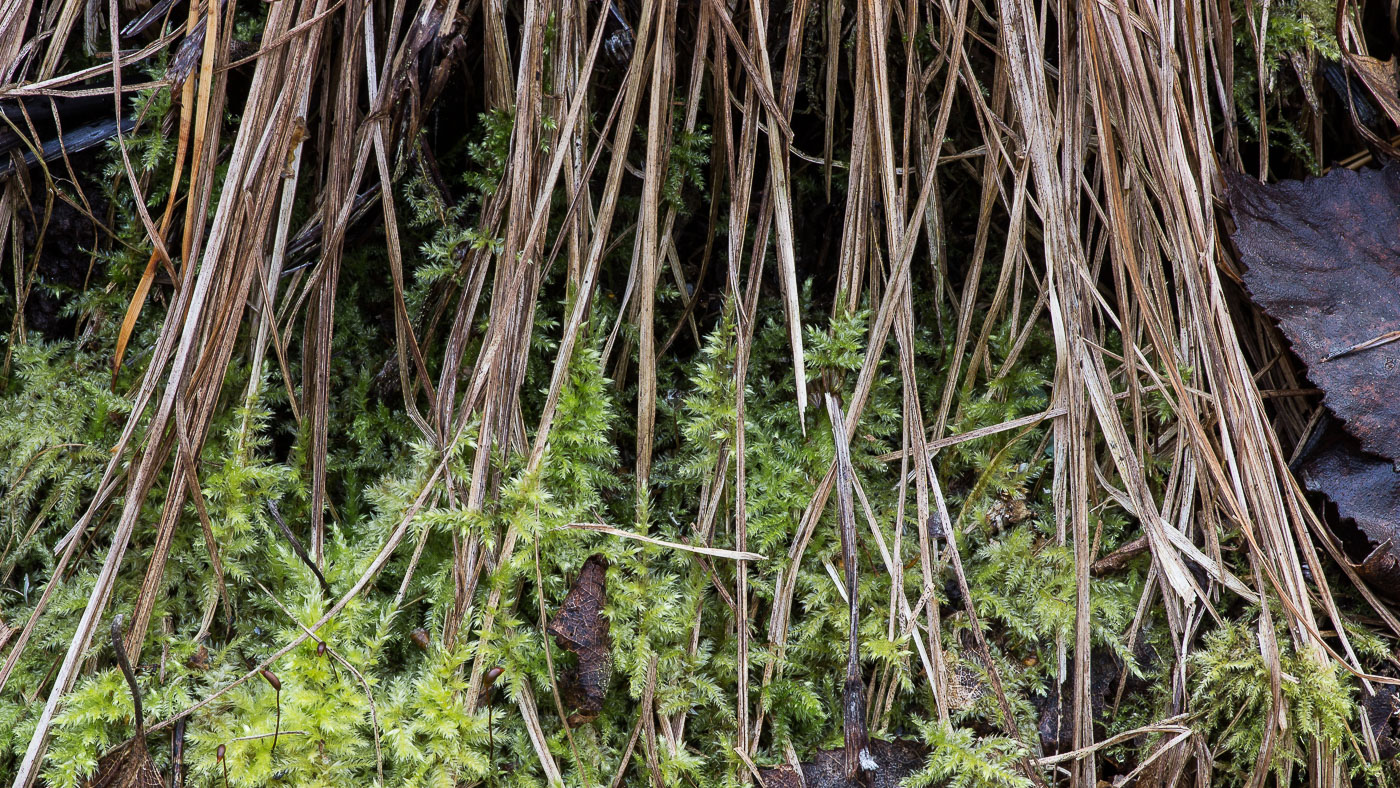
(0, 0), (1397, 785)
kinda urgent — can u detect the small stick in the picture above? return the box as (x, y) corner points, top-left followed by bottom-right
(1322, 327), (1400, 362)
(826, 395), (869, 780)
(229, 730), (308, 743)
(172, 717), (186, 788)
(560, 522), (765, 561)
(1089, 535), (1149, 575)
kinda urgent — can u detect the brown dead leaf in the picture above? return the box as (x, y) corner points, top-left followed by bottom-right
(1298, 429), (1400, 599)
(1228, 166), (1400, 463)
(545, 554), (611, 725)
(186, 644), (209, 671)
(1363, 684), (1400, 761)
(757, 739), (927, 788)
(941, 649), (990, 711)
(985, 492), (1031, 534)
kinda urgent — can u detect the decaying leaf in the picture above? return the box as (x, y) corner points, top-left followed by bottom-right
(1363, 684), (1400, 761)
(941, 649), (990, 711)
(186, 644), (209, 671)
(1035, 643), (1158, 756)
(1228, 166), (1400, 464)
(1298, 430), (1400, 598)
(88, 616), (163, 788)
(984, 492), (1031, 534)
(545, 554), (611, 725)
(756, 739), (927, 788)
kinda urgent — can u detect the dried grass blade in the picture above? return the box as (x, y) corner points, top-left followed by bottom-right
(562, 522), (765, 561)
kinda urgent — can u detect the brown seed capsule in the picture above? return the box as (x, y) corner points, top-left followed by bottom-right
(409, 628), (431, 650)
(261, 669), (284, 756)
(216, 744), (225, 761)
(316, 641), (327, 657)
(477, 666), (507, 706)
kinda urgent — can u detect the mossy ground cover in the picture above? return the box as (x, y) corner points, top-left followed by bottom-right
(0, 0), (1397, 786)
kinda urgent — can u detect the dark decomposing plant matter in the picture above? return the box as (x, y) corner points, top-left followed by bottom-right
(545, 554), (611, 727)
(1298, 431), (1400, 600)
(1230, 165), (1400, 603)
(1228, 166), (1400, 462)
(6, 0), (1400, 784)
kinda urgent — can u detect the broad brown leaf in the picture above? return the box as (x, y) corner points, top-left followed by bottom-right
(1228, 166), (1400, 463)
(546, 554), (611, 725)
(1363, 683), (1400, 761)
(1298, 430), (1400, 598)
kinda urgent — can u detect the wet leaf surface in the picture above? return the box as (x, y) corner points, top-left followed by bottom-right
(1363, 684), (1400, 762)
(757, 739), (927, 788)
(1035, 643), (1157, 756)
(545, 554), (611, 725)
(1298, 429), (1400, 599)
(1228, 166), (1400, 463)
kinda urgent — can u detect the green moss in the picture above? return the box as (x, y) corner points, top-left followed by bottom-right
(2, 11), (1395, 785)
(1189, 618), (1373, 785)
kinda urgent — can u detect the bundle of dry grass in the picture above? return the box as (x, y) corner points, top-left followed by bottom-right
(1, 0), (1396, 784)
